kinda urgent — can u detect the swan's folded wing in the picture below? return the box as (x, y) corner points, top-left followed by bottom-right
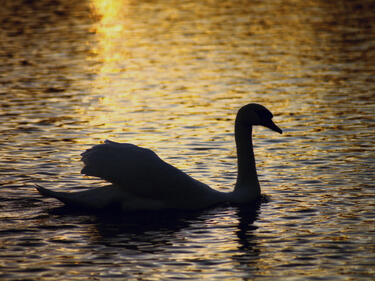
(80, 140), (203, 201)
(81, 140), (162, 185)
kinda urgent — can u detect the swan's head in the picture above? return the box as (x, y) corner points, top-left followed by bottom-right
(236, 103), (282, 134)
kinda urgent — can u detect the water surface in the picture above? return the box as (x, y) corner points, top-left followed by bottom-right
(0, 0), (374, 280)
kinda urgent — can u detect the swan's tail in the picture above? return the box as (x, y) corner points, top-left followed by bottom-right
(34, 184), (119, 209)
(34, 184), (82, 206)
(35, 184), (56, 197)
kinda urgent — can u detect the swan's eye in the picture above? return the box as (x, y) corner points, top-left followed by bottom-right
(262, 110), (273, 120)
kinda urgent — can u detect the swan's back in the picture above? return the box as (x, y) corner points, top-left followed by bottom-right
(81, 140), (223, 209)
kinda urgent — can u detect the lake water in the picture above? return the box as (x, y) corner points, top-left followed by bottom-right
(1, 0), (374, 280)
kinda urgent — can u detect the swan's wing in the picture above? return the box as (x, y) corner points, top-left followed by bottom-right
(81, 140), (208, 202)
(81, 140), (159, 186)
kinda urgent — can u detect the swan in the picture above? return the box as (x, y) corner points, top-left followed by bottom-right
(35, 103), (282, 211)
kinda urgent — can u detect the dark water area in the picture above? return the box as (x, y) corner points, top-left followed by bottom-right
(1, 0), (375, 280)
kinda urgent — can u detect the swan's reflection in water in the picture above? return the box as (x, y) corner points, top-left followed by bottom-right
(48, 203), (261, 277)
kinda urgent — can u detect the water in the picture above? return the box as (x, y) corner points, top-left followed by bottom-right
(1, 0), (374, 280)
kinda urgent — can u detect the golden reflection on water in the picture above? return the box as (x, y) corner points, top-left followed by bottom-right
(90, 0), (130, 74)
(84, 0), (296, 143)
(86, 0), (348, 122)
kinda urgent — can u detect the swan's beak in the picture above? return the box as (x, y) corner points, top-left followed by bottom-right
(264, 119), (282, 134)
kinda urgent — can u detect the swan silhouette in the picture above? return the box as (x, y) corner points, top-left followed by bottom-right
(35, 103), (282, 211)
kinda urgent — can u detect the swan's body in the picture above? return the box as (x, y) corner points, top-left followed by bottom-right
(36, 103), (282, 211)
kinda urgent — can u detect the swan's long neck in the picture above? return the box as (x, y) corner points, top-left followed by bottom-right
(234, 121), (260, 198)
